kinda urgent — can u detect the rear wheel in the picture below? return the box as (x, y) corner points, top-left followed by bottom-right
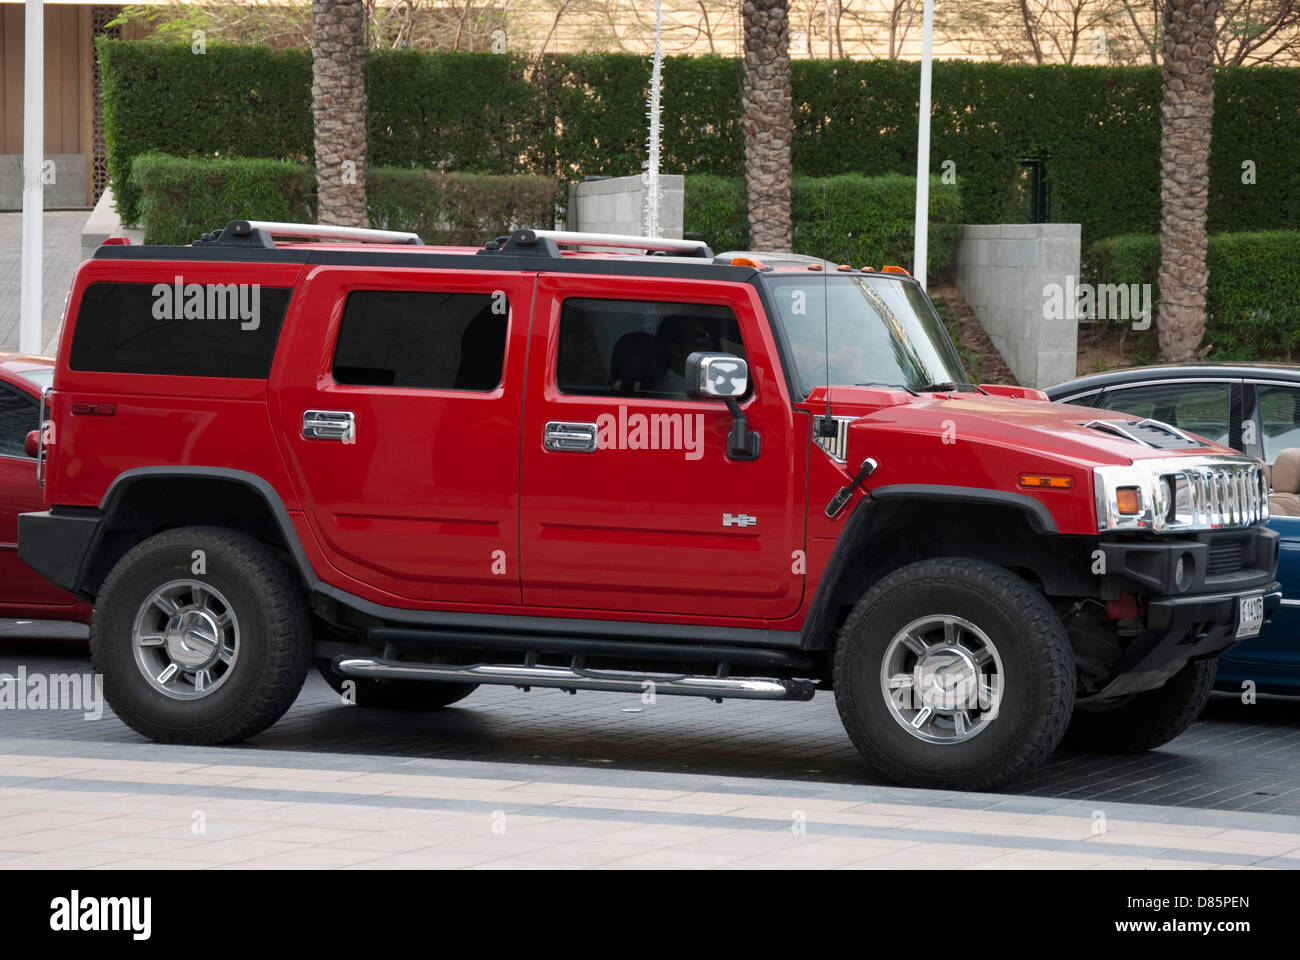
(1062, 659), (1216, 753)
(92, 526), (310, 744)
(316, 662), (478, 710)
(833, 558), (1074, 790)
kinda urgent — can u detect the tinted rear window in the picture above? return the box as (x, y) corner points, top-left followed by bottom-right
(70, 281), (290, 378)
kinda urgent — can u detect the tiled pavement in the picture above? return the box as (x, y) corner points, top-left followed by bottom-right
(3, 620), (1300, 868)
(2, 742), (1300, 869)
(0, 210), (91, 355)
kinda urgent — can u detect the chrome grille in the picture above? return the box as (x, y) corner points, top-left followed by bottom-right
(1163, 462), (1267, 530)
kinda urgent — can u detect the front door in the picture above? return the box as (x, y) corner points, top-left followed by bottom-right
(518, 273), (806, 620)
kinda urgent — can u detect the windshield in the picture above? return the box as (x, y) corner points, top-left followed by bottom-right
(16, 368), (54, 392)
(762, 273), (970, 397)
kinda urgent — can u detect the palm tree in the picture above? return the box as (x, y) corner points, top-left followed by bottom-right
(1155, 0), (1218, 361)
(311, 0), (369, 227)
(741, 0), (794, 252)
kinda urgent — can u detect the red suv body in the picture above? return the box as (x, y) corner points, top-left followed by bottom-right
(18, 223), (1282, 789)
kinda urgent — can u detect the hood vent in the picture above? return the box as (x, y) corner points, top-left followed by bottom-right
(1080, 418), (1207, 451)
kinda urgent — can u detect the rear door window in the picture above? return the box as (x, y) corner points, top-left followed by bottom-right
(331, 290), (507, 391)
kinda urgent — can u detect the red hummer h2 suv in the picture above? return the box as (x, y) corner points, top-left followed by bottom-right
(18, 222), (1281, 790)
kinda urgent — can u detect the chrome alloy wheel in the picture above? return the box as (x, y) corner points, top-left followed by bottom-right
(131, 579), (240, 700)
(880, 615), (1004, 744)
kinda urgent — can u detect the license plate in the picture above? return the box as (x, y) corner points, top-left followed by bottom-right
(1236, 593), (1265, 639)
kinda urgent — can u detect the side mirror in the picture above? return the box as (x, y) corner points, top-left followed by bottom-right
(24, 430), (39, 459)
(685, 352), (760, 461)
(685, 352), (749, 399)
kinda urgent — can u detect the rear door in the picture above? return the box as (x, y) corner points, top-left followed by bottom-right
(517, 272), (806, 619)
(272, 266), (533, 605)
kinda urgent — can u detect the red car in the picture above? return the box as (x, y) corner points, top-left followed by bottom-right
(16, 222), (1282, 789)
(0, 354), (92, 623)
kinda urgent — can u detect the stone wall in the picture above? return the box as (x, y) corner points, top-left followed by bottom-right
(951, 224), (1080, 389)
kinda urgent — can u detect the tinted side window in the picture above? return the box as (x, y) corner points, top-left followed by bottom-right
(0, 384), (37, 459)
(70, 281), (290, 378)
(332, 291), (507, 391)
(1099, 382), (1231, 446)
(556, 298), (746, 399)
(1257, 384), (1300, 463)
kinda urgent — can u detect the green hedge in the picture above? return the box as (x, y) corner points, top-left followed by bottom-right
(130, 154), (563, 246)
(1086, 232), (1300, 360)
(100, 41), (1300, 244)
(99, 39), (313, 226)
(685, 173), (962, 275)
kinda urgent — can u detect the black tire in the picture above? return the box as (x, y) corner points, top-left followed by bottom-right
(833, 558), (1074, 791)
(91, 526), (310, 744)
(315, 661), (478, 710)
(1062, 658), (1216, 754)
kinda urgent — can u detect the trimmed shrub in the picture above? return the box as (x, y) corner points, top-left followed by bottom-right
(130, 154), (564, 246)
(1086, 232), (1300, 360)
(367, 168), (564, 244)
(685, 173), (962, 275)
(132, 154), (314, 245)
(99, 39), (312, 226)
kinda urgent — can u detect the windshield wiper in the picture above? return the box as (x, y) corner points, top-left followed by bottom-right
(916, 381), (960, 392)
(856, 382), (919, 396)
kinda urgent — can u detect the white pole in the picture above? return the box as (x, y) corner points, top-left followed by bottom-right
(20, 0), (44, 355)
(644, 0), (664, 237)
(912, 0), (934, 291)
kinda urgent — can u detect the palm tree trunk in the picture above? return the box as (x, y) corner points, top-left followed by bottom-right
(1155, 0), (1217, 361)
(312, 0), (369, 227)
(742, 0), (794, 252)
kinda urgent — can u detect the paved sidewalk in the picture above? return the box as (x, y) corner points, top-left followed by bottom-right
(0, 739), (1297, 869)
(0, 210), (91, 355)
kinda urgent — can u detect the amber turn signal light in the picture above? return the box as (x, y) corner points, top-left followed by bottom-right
(1115, 487), (1142, 514)
(1018, 474), (1074, 490)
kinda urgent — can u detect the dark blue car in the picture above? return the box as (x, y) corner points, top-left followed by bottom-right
(1049, 363), (1300, 694)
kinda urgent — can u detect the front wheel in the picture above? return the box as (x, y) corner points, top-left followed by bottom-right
(1062, 659), (1216, 754)
(833, 558), (1074, 791)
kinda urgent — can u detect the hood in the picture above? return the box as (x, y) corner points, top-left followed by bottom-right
(807, 385), (1240, 469)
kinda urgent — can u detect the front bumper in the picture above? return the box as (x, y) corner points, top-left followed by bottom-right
(1081, 526), (1281, 701)
(1081, 584), (1282, 702)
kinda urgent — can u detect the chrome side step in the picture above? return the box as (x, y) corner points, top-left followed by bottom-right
(333, 657), (816, 702)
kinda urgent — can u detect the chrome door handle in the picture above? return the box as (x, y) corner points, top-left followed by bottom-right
(303, 410), (356, 442)
(544, 421), (598, 453)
